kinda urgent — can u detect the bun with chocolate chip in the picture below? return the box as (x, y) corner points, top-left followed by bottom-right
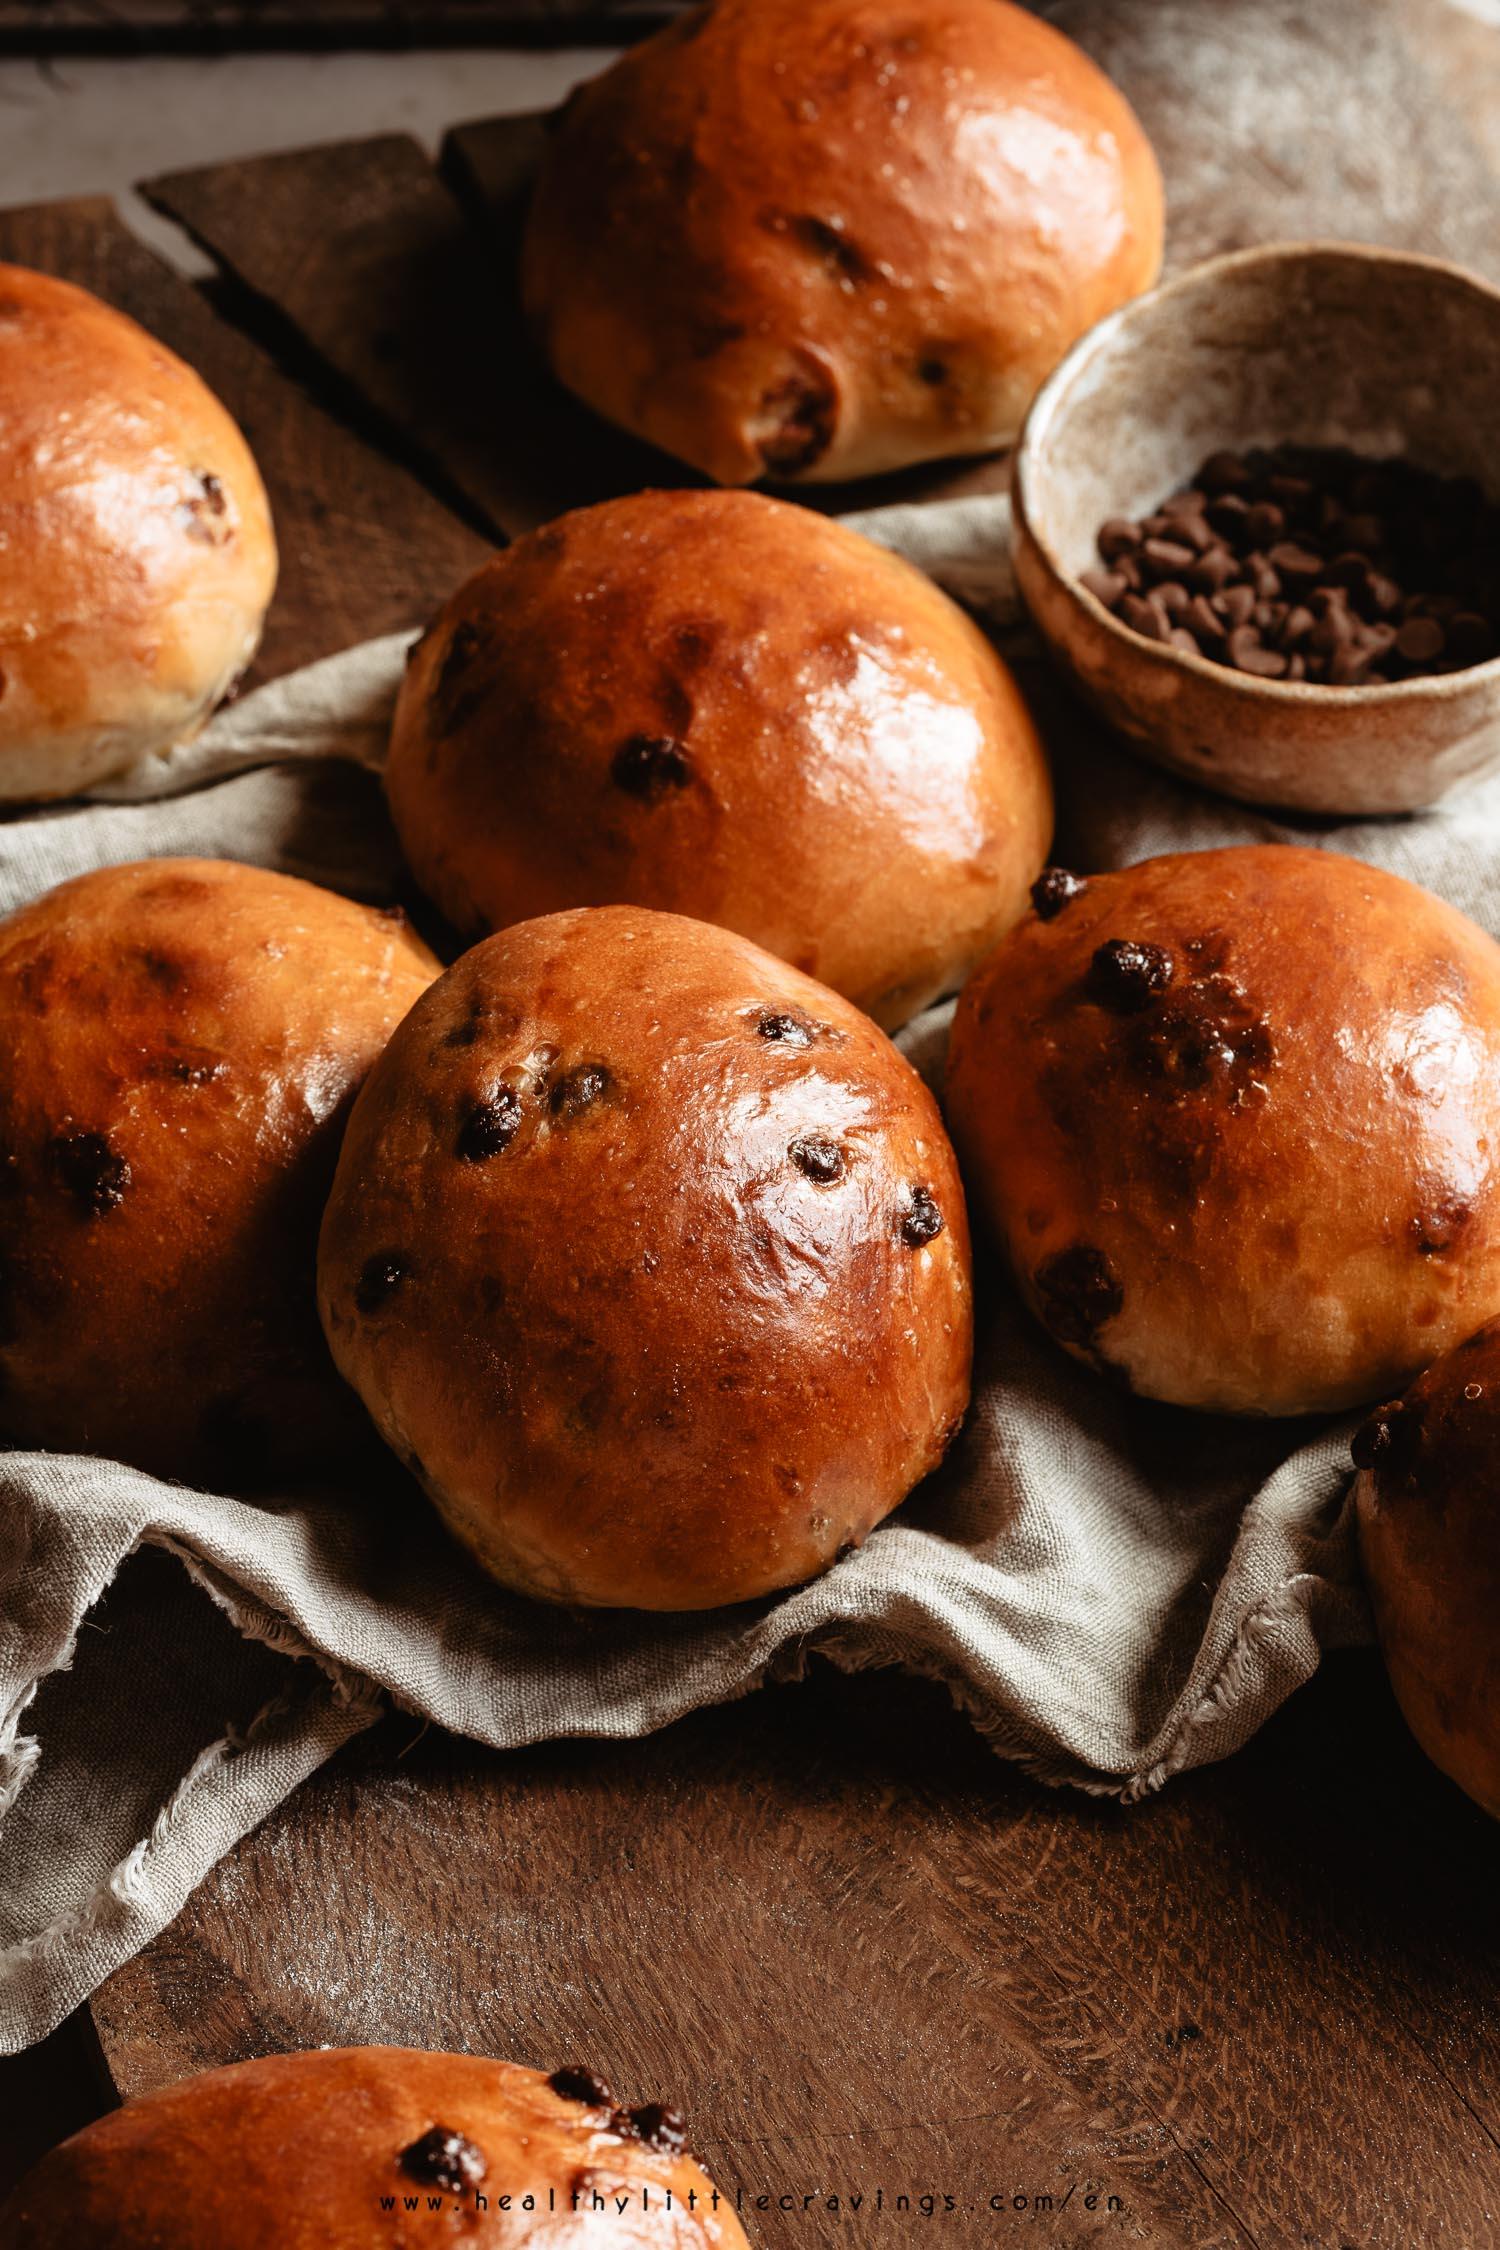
(0, 263), (277, 803)
(318, 905), (971, 1608)
(0, 858), (438, 1482)
(0, 2045), (750, 2247)
(1354, 1321), (1500, 1817)
(946, 845), (1500, 1416)
(387, 488), (1052, 1033)
(520, 0), (1163, 485)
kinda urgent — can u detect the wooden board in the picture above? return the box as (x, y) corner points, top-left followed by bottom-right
(2, 7), (1500, 2240)
(89, 1659), (1500, 2248)
(0, 2), (682, 51)
(0, 197), (491, 684)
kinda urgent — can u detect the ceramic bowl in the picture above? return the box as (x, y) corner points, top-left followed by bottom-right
(1011, 243), (1500, 815)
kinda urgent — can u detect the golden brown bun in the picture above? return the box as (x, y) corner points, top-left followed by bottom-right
(521, 0), (1164, 484)
(387, 489), (1052, 1031)
(1354, 1322), (1500, 1818)
(0, 263), (277, 803)
(318, 905), (972, 1608)
(946, 846), (1500, 1416)
(0, 859), (438, 1483)
(0, 2045), (750, 2247)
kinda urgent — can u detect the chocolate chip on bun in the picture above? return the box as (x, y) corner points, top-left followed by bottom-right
(0, 2046), (749, 2247)
(521, 0), (1164, 484)
(946, 845), (1500, 1415)
(387, 489), (1051, 1030)
(1354, 1320), (1500, 1817)
(0, 858), (438, 1482)
(318, 905), (972, 1608)
(0, 264), (277, 803)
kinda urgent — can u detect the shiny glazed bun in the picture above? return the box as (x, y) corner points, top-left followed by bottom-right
(0, 859), (438, 1482)
(1354, 1322), (1500, 1817)
(0, 263), (277, 802)
(946, 846), (1500, 1416)
(521, 0), (1164, 484)
(318, 906), (972, 1608)
(387, 489), (1052, 1030)
(0, 2046), (750, 2247)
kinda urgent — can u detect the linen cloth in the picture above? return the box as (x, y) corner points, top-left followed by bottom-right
(11, 487), (1468, 2052)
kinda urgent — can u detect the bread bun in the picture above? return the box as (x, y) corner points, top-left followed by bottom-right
(318, 905), (971, 1608)
(0, 2045), (749, 2247)
(1354, 1322), (1500, 1817)
(520, 0), (1163, 484)
(946, 845), (1500, 1416)
(388, 489), (1051, 1031)
(0, 263), (277, 803)
(0, 859), (438, 1482)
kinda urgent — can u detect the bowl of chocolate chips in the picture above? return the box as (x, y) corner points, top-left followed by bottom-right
(1011, 242), (1500, 813)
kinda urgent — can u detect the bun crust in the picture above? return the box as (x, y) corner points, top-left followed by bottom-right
(1355, 1322), (1500, 1818)
(521, 0), (1163, 484)
(0, 264), (277, 802)
(387, 489), (1051, 1031)
(318, 906), (972, 1609)
(0, 858), (438, 1482)
(946, 846), (1500, 1416)
(0, 2045), (749, 2247)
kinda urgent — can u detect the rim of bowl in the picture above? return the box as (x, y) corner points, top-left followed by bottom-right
(1012, 239), (1500, 708)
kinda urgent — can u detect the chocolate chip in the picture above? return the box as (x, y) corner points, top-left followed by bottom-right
(1086, 940), (1174, 1014)
(1034, 1244), (1124, 1350)
(435, 619), (487, 733)
(758, 368), (836, 476)
(792, 214), (871, 283)
(550, 1064), (612, 1120)
(1089, 446), (1500, 685)
(457, 1088), (523, 1161)
(399, 2127), (488, 2193)
(1351, 1398), (1411, 1476)
(1395, 615), (1445, 664)
(1141, 537), (1197, 579)
(1227, 627), (1288, 679)
(1097, 518), (1142, 562)
(900, 1187), (944, 1247)
(50, 1132), (130, 1216)
(549, 2065), (617, 2109)
(790, 1137), (844, 1183)
(356, 1253), (408, 1315)
(617, 2102), (689, 2155)
(1031, 867), (1087, 921)
(757, 1011), (816, 1046)
(178, 469), (231, 545)
(611, 734), (692, 801)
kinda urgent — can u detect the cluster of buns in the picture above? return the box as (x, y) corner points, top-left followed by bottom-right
(943, 842), (1500, 1819)
(0, 2046), (750, 2248)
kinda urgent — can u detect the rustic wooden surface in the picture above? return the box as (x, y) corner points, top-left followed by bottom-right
(5, 5), (1500, 2240)
(0, 2), (682, 51)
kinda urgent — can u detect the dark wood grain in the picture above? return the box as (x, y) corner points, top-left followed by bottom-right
(0, 196), (491, 682)
(0, 2), (680, 53)
(91, 1658), (1500, 2248)
(143, 133), (558, 542)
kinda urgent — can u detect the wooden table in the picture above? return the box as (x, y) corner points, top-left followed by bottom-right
(5, 7), (1500, 2241)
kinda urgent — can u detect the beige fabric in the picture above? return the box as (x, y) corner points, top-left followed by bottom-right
(0, 496), (1381, 2054)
